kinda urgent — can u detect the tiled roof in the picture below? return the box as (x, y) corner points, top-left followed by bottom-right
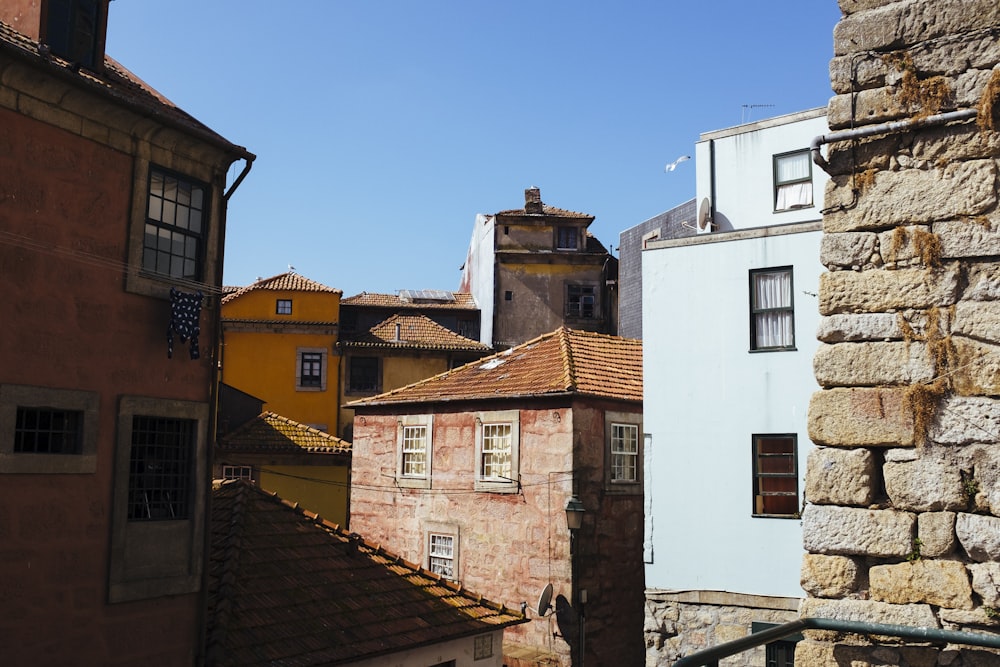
(341, 291), (478, 310)
(0, 20), (250, 160)
(349, 327), (641, 407)
(495, 203), (594, 220)
(218, 412), (351, 455)
(222, 272), (342, 304)
(206, 481), (526, 666)
(342, 313), (489, 351)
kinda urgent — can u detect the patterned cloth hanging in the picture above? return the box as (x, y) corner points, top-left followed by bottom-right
(168, 288), (203, 359)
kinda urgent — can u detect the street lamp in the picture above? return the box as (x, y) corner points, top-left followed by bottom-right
(565, 495), (586, 667)
(565, 495), (584, 531)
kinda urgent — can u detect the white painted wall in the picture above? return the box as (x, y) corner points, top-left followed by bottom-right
(460, 213), (497, 347)
(695, 108), (828, 233)
(641, 226), (822, 597)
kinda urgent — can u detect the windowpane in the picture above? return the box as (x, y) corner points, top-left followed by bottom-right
(349, 357), (380, 392)
(774, 150), (813, 211)
(402, 425), (427, 477)
(567, 284), (597, 319)
(429, 533), (454, 578)
(276, 299), (292, 315)
(127, 416), (195, 521)
(611, 423), (639, 482)
(753, 434), (798, 517)
(481, 423), (512, 479)
(751, 268), (794, 350)
(142, 167), (208, 280)
(14, 407), (83, 454)
(222, 465), (253, 481)
(300, 352), (323, 387)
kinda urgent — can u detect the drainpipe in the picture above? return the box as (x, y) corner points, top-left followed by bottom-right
(223, 156), (255, 201)
(810, 108), (978, 173)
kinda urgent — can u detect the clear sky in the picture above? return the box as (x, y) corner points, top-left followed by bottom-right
(106, 1), (842, 297)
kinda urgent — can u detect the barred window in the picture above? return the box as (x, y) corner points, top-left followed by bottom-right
(15, 407), (83, 454)
(127, 416), (195, 521)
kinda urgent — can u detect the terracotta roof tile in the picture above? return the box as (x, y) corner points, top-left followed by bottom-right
(341, 291), (478, 310)
(218, 412), (351, 455)
(342, 313), (489, 351)
(349, 328), (641, 407)
(495, 203), (594, 220)
(222, 273), (341, 304)
(206, 481), (526, 665)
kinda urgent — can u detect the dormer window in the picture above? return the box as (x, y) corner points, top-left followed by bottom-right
(43, 0), (104, 70)
(556, 226), (578, 250)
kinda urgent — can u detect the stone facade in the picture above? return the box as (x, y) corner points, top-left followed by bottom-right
(803, 0), (1000, 663)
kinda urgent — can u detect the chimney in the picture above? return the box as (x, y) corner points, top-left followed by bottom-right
(524, 187), (543, 214)
(1, 0), (110, 71)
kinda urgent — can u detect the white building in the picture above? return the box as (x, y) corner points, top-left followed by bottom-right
(641, 108), (829, 666)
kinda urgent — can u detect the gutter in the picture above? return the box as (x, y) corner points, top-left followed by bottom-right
(810, 108), (978, 173)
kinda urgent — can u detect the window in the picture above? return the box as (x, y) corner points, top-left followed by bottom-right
(44, 0), (102, 69)
(753, 622), (800, 667)
(127, 416), (195, 521)
(556, 226), (578, 250)
(276, 299), (292, 315)
(774, 150), (813, 211)
(396, 415), (433, 489)
(0, 384), (99, 474)
(605, 411), (642, 493)
(750, 268), (795, 350)
(222, 465), (253, 481)
(142, 167), (208, 281)
(348, 356), (380, 393)
(752, 434), (798, 517)
(504, 290), (513, 301)
(566, 284), (597, 319)
(296, 348), (328, 391)
(611, 423), (639, 482)
(428, 533), (455, 578)
(475, 410), (519, 493)
(474, 634), (494, 660)
(109, 396), (208, 602)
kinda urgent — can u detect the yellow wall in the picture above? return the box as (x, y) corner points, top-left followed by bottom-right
(222, 288), (341, 432)
(258, 464), (350, 526)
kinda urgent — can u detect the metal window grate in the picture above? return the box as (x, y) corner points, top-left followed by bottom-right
(14, 407), (83, 454)
(127, 416), (195, 521)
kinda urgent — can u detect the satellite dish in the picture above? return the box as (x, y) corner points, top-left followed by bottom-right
(536, 583), (553, 617)
(697, 197), (712, 231)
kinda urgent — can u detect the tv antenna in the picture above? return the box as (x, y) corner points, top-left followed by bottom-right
(741, 104), (774, 124)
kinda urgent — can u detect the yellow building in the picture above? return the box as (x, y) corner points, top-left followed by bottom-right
(221, 272), (342, 433)
(214, 412), (351, 525)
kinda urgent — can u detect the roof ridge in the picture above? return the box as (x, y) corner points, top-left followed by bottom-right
(558, 327), (577, 391)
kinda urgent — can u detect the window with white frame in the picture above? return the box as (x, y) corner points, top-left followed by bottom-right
(604, 411), (642, 492)
(396, 415), (433, 489)
(296, 347), (327, 391)
(222, 465), (253, 481)
(773, 150), (813, 211)
(428, 533), (455, 578)
(752, 434), (799, 518)
(750, 267), (795, 351)
(474, 410), (519, 493)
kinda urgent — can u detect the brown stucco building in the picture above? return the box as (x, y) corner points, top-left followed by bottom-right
(460, 188), (619, 350)
(0, 3), (251, 664)
(348, 328), (644, 666)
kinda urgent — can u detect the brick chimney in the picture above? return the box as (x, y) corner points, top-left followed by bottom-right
(0, 0), (110, 71)
(524, 187), (543, 214)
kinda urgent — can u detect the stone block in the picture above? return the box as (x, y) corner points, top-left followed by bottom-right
(870, 560), (974, 609)
(969, 562), (1000, 607)
(828, 87), (904, 129)
(801, 554), (864, 598)
(952, 301), (1000, 344)
(814, 341), (935, 387)
(918, 511), (957, 558)
(969, 447), (1000, 516)
(16, 94), (83, 137)
(806, 447), (878, 506)
(821, 232), (879, 269)
(957, 513), (1000, 561)
(931, 397), (1000, 445)
(911, 121), (1000, 163)
(965, 264), (1000, 301)
(884, 456), (967, 511)
(823, 161), (997, 232)
(809, 388), (915, 447)
(951, 338), (1000, 397)
(877, 225), (933, 268)
(816, 313), (904, 343)
(800, 597), (940, 629)
(803, 505), (915, 558)
(818, 266), (960, 316)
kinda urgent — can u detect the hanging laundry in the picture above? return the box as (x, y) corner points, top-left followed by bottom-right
(168, 287), (203, 359)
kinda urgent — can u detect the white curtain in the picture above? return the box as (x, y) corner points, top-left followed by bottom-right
(754, 271), (793, 348)
(775, 152), (813, 210)
(775, 182), (813, 210)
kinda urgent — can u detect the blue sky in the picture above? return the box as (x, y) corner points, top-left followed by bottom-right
(106, 1), (842, 297)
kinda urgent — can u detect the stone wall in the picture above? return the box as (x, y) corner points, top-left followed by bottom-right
(803, 0), (1000, 663)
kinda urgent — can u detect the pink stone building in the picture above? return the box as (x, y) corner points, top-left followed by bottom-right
(348, 328), (644, 667)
